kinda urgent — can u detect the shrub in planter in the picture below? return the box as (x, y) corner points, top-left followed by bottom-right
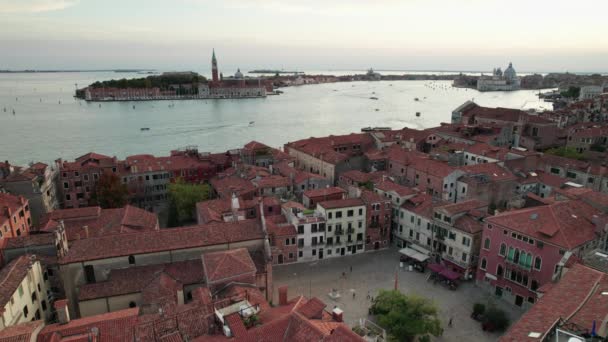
(471, 303), (486, 321)
(482, 307), (510, 332)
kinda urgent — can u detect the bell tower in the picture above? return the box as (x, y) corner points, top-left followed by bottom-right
(211, 49), (219, 83)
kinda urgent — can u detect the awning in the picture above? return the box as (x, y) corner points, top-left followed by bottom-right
(427, 263), (445, 273)
(399, 247), (430, 263)
(440, 268), (461, 281)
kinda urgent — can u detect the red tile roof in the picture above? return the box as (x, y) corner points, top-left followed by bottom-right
(201, 248), (257, 283)
(464, 143), (510, 160)
(500, 263), (608, 342)
(401, 193), (439, 220)
(460, 162), (517, 182)
(286, 133), (373, 165)
(453, 215), (484, 234)
(296, 297), (326, 319)
(486, 199), (600, 249)
(39, 205), (158, 241)
(267, 220), (297, 237)
(243, 141), (270, 150)
(374, 179), (416, 197)
(435, 200), (487, 216)
(0, 320), (44, 342)
(78, 259), (204, 301)
(38, 308), (139, 342)
(1, 233), (54, 250)
(60, 220), (264, 264)
(0, 193), (27, 223)
(0, 255), (37, 308)
(210, 175), (257, 199)
(303, 187), (346, 199)
(318, 198), (364, 209)
(462, 104), (527, 123)
(253, 175), (290, 189)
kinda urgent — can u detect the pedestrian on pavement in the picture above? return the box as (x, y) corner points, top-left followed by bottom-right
(352, 292), (356, 299)
(366, 291), (370, 300)
(342, 271), (346, 279)
(350, 266), (353, 273)
(448, 317), (453, 327)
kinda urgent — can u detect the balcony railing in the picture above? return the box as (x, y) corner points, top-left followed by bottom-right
(505, 257), (532, 271)
(347, 228), (355, 234)
(335, 229), (344, 235)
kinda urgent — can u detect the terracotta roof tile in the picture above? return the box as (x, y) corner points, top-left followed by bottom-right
(60, 220), (264, 264)
(201, 248), (257, 283)
(303, 187), (346, 199)
(500, 264), (608, 342)
(0, 255), (38, 308)
(486, 199), (600, 250)
(318, 198), (364, 209)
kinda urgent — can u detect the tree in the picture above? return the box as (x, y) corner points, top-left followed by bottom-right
(92, 173), (129, 208)
(544, 146), (586, 160)
(370, 290), (443, 342)
(482, 307), (510, 332)
(167, 178), (210, 226)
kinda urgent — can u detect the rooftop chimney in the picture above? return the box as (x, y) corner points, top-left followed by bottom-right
(54, 299), (70, 324)
(332, 307), (343, 322)
(83, 225), (89, 239)
(278, 285), (288, 306)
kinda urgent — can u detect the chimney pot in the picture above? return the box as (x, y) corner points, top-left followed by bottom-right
(54, 299), (70, 324)
(332, 307), (343, 322)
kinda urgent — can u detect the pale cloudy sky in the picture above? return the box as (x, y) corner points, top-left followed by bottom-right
(0, 0), (606, 72)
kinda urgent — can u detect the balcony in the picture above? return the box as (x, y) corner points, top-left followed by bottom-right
(335, 229), (344, 236)
(369, 221), (380, 228)
(347, 228), (355, 234)
(505, 257), (532, 271)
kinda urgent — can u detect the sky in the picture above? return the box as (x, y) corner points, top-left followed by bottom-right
(0, 0), (607, 73)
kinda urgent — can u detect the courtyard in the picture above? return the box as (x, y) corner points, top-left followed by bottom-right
(273, 247), (522, 342)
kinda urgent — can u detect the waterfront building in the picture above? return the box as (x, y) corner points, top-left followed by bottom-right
(284, 133), (374, 184)
(451, 101), (561, 150)
(476, 62), (521, 91)
(281, 201), (327, 262)
(0, 255), (52, 329)
(579, 85), (603, 100)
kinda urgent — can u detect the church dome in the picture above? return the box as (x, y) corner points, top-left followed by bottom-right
(235, 68), (243, 79)
(503, 62), (517, 80)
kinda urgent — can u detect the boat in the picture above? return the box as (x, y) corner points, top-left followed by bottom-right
(369, 97), (379, 100)
(375, 108), (380, 111)
(140, 127), (150, 131)
(414, 98), (419, 101)
(361, 126), (391, 132)
(416, 112), (421, 117)
(249, 121), (255, 126)
(133, 105), (136, 109)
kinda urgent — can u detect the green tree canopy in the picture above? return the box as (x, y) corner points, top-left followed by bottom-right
(370, 290), (443, 342)
(167, 178), (210, 226)
(544, 146), (586, 160)
(92, 173), (129, 209)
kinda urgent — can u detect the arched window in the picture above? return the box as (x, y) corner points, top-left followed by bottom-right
(128, 255), (135, 265)
(519, 252), (527, 267)
(497, 265), (504, 277)
(484, 238), (491, 250)
(480, 258), (487, 270)
(513, 249), (520, 264)
(534, 256), (542, 270)
(499, 243), (506, 256)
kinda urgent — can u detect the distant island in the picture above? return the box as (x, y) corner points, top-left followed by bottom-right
(0, 69), (153, 73)
(75, 50), (273, 101)
(249, 69), (303, 74)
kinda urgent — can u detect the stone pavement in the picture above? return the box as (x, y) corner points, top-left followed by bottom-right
(273, 247), (523, 342)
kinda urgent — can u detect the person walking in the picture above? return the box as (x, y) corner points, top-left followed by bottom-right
(448, 317), (453, 327)
(352, 292), (356, 299)
(350, 266), (353, 273)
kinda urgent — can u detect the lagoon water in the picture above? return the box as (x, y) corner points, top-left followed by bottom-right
(0, 71), (552, 165)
